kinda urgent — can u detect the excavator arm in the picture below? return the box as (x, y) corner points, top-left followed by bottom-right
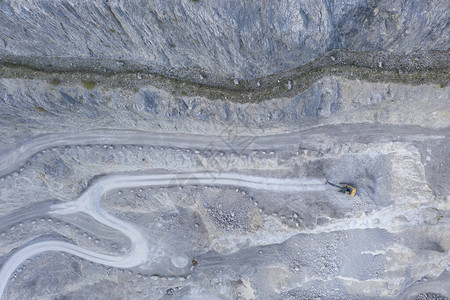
(326, 181), (357, 197)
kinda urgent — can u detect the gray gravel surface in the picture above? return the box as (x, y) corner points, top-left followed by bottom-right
(0, 1), (449, 299)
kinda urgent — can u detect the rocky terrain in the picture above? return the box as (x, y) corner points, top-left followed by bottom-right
(0, 1), (449, 299)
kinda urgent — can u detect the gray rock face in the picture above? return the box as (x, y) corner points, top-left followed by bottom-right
(0, 0), (448, 79)
(0, 1), (449, 299)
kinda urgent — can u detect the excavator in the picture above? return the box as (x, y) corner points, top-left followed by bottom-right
(326, 181), (357, 197)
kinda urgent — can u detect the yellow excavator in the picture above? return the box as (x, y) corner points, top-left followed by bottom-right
(327, 181), (357, 197)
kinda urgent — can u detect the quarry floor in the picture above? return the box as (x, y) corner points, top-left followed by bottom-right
(0, 65), (449, 299)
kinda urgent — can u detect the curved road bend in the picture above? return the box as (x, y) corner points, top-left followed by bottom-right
(0, 172), (325, 298)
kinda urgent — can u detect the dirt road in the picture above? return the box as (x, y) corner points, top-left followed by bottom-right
(0, 124), (446, 178)
(0, 124), (448, 299)
(0, 171), (328, 298)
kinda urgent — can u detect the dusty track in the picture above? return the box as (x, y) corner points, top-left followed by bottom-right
(0, 124), (446, 178)
(0, 124), (448, 299)
(0, 172), (325, 298)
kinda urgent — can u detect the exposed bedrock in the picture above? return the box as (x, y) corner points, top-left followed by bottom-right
(0, 0), (448, 82)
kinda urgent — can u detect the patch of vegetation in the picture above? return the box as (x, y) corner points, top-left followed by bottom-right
(0, 49), (447, 104)
(49, 77), (61, 86)
(82, 79), (96, 90)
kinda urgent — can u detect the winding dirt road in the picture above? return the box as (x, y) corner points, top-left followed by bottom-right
(0, 171), (325, 298)
(0, 124), (448, 299)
